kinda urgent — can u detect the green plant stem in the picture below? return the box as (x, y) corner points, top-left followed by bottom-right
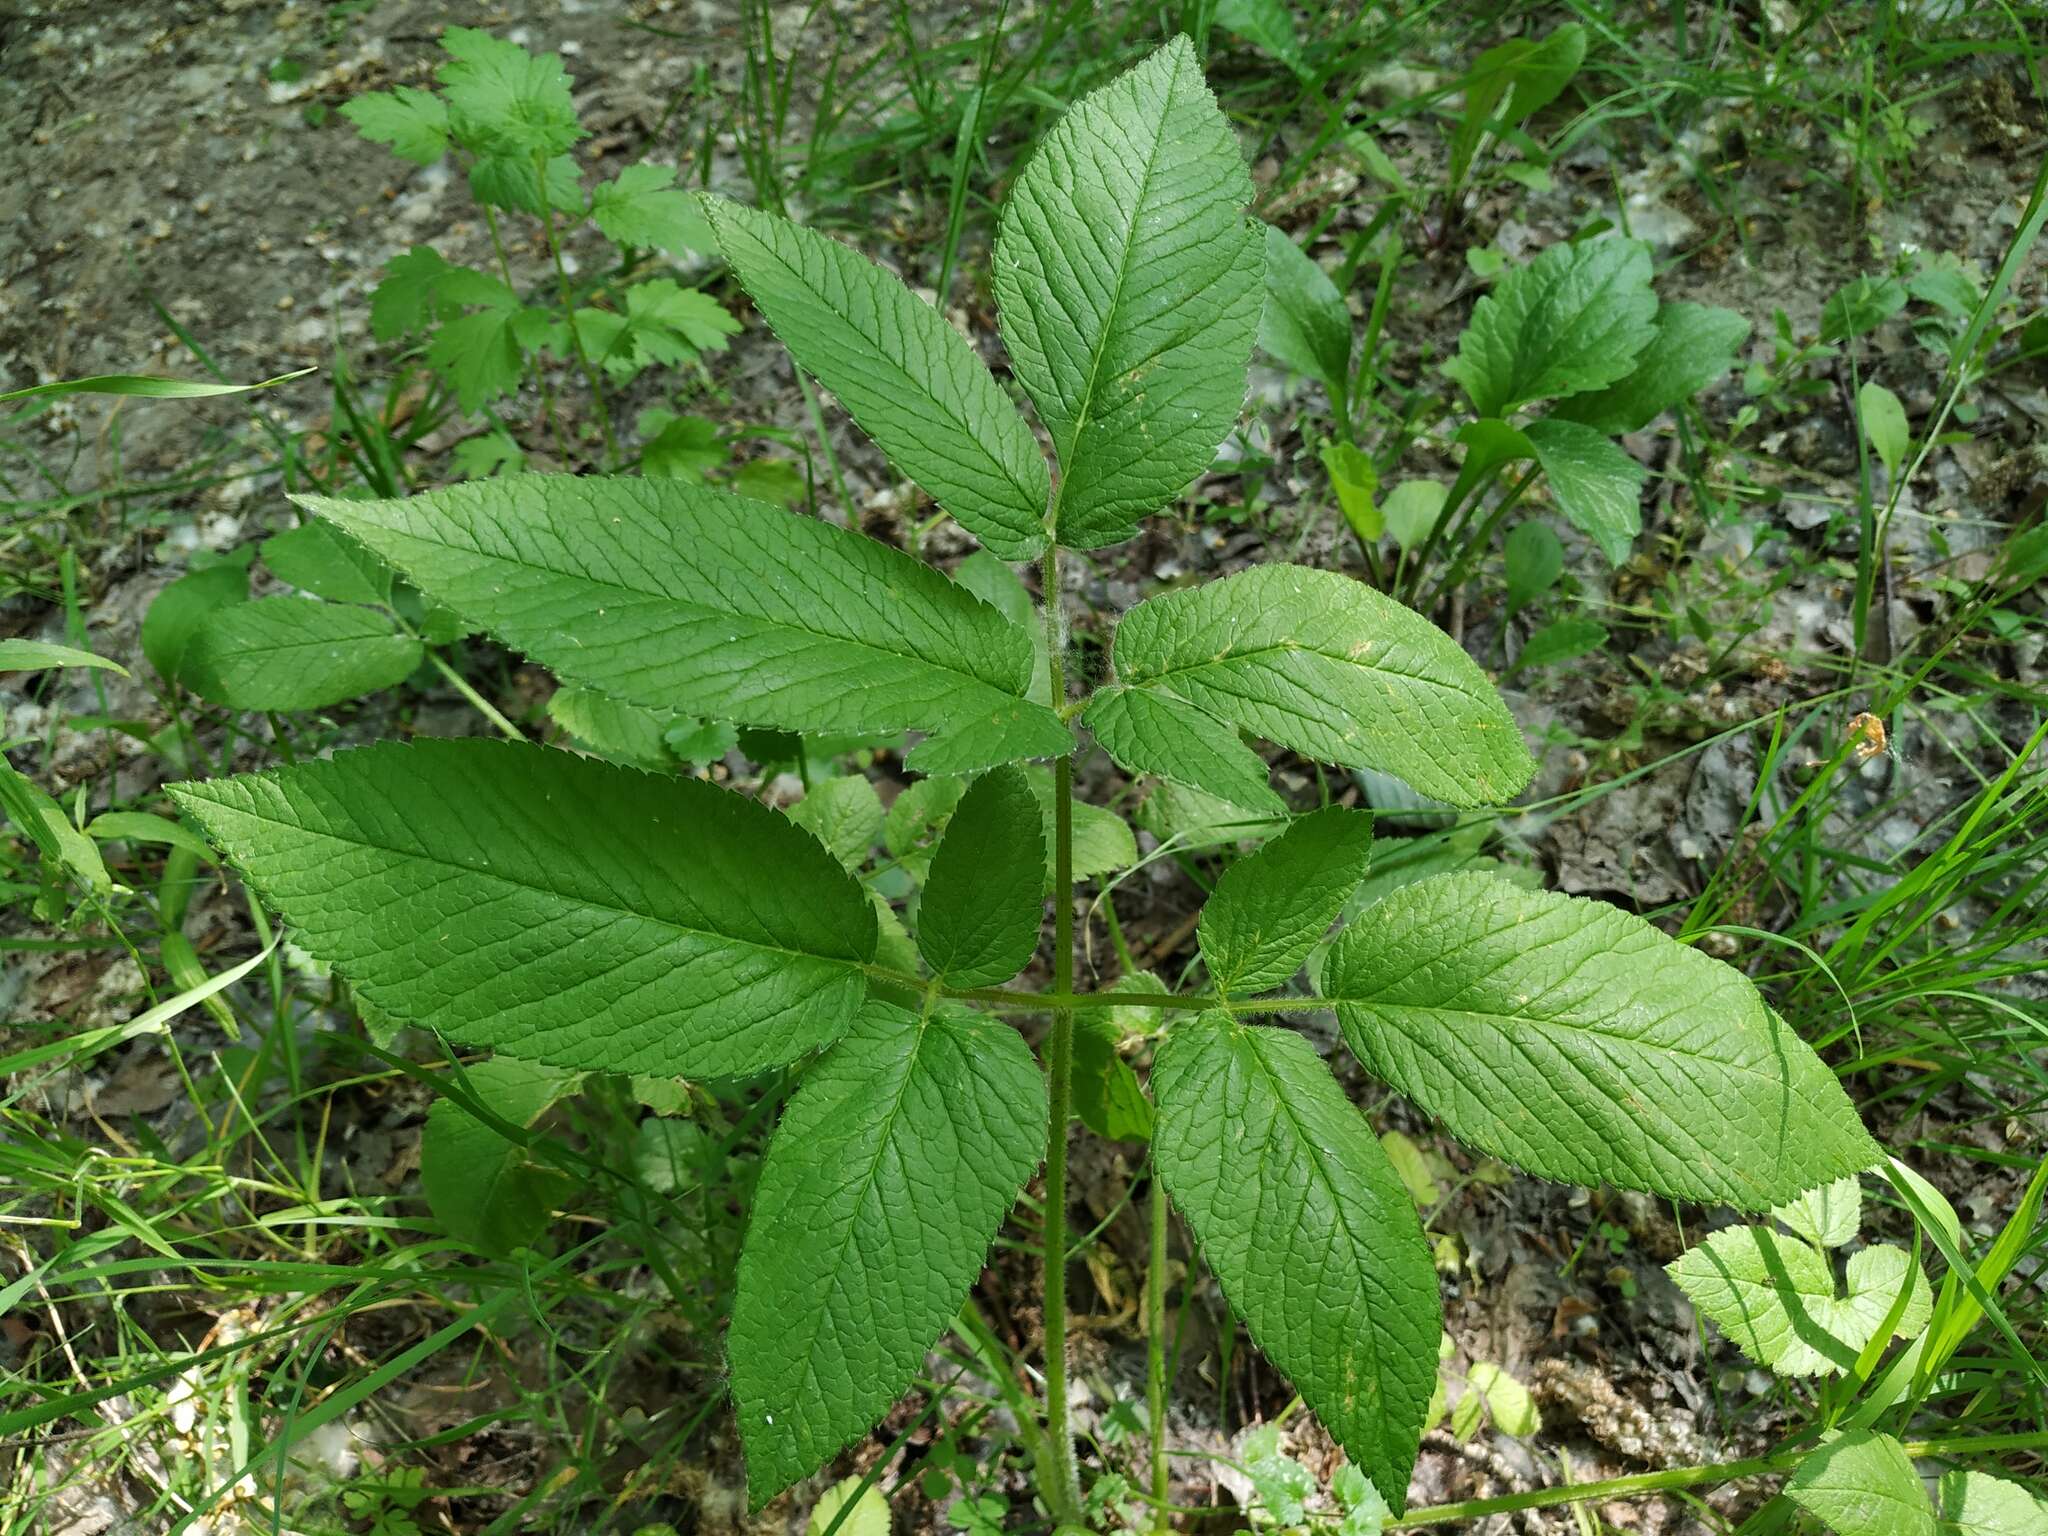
(1038, 536), (1085, 1525)
(424, 652), (525, 742)
(1386, 1430), (2048, 1529)
(1145, 1170), (1170, 1535)
(1423, 463), (1541, 611)
(479, 200), (566, 460)
(535, 164), (619, 467)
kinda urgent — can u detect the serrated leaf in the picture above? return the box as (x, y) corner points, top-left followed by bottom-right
(918, 766), (1045, 986)
(589, 163), (715, 254)
(1081, 685), (1283, 815)
(1776, 1176), (1863, 1249)
(731, 1001), (1046, 1503)
(1111, 564), (1534, 808)
(789, 776), (885, 871)
(422, 1057), (574, 1253)
(1442, 239), (1656, 419)
(181, 599), (421, 712)
(1553, 301), (1750, 434)
(1198, 806), (1374, 997)
(1786, 1431), (1937, 1536)
(1020, 768), (1136, 881)
(708, 198), (1051, 560)
(1259, 224), (1351, 397)
(995, 36), (1262, 548)
(1510, 617), (1607, 673)
(1468, 1361), (1541, 1436)
(143, 564), (249, 685)
(806, 1478), (891, 1536)
(1073, 1013), (1153, 1143)
(1324, 873), (1881, 1207)
(1524, 417), (1646, 566)
(427, 307), (526, 411)
(1448, 26), (1587, 192)
(436, 28), (582, 159)
(885, 777), (968, 860)
(468, 151), (583, 216)
(1153, 1013), (1438, 1511)
(341, 86), (450, 166)
(261, 521), (392, 606)
(169, 740), (878, 1078)
(1938, 1470), (2048, 1536)
(298, 476), (1065, 766)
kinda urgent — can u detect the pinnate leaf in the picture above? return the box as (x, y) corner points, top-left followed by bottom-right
(1198, 806), (1374, 997)
(1259, 223), (1351, 398)
(1442, 238), (1657, 419)
(170, 740), (878, 1079)
(341, 86), (450, 166)
(1322, 873), (1881, 1207)
(299, 475), (1066, 770)
(790, 776), (885, 871)
(1937, 1470), (2048, 1536)
(1153, 1013), (1438, 1511)
(709, 198), (1052, 560)
(995, 36), (1261, 548)
(1524, 416), (1647, 566)
(731, 1001), (1046, 1503)
(1786, 1431), (1937, 1536)
(589, 163), (716, 253)
(182, 600), (421, 712)
(918, 765), (1046, 986)
(436, 28), (582, 158)
(1111, 564), (1534, 807)
(422, 1057), (575, 1253)
(1081, 685), (1283, 815)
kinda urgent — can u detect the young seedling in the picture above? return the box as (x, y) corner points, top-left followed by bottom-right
(172, 39), (1881, 1525)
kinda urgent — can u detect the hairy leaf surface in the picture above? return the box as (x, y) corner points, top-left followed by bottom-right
(1198, 806), (1374, 996)
(995, 36), (1261, 548)
(1153, 1013), (1438, 1510)
(709, 199), (1051, 559)
(918, 766), (1046, 986)
(300, 476), (1065, 765)
(170, 740), (877, 1078)
(731, 1001), (1046, 1502)
(1442, 239), (1656, 418)
(1111, 564), (1534, 807)
(1081, 685), (1284, 815)
(1323, 873), (1881, 1207)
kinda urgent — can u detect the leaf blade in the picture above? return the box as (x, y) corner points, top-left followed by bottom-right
(1081, 685), (1283, 815)
(1198, 806), (1374, 996)
(918, 766), (1046, 986)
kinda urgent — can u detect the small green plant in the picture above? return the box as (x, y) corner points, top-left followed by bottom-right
(172, 39), (1881, 1525)
(342, 28), (738, 464)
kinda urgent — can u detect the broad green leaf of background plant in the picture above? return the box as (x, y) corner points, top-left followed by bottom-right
(1786, 1431), (1937, 1536)
(0, 760), (111, 898)
(1323, 441), (1382, 543)
(435, 27), (582, 159)
(1666, 1227), (1930, 1375)
(181, 599), (421, 712)
(1821, 275), (1909, 343)
(1323, 873), (1881, 1207)
(143, 563), (248, 685)
(1447, 25), (1587, 193)
(1073, 1006), (1154, 1144)
(1020, 768), (1138, 883)
(1259, 224), (1352, 401)
(1442, 238), (1657, 419)
(170, 740), (878, 1078)
(995, 36), (1262, 548)
(806, 1478), (891, 1536)
(1777, 1175), (1863, 1249)
(421, 1056), (576, 1253)
(1502, 521), (1562, 618)
(1198, 806), (1374, 997)
(1080, 685), (1285, 816)
(0, 639), (128, 677)
(340, 85), (450, 165)
(918, 765), (1046, 986)
(1523, 417), (1647, 566)
(731, 1001), (1046, 1504)
(589, 163), (716, 254)
(1858, 381), (1910, 480)
(1938, 1470), (2048, 1536)
(1512, 616), (1607, 674)
(1553, 301), (1751, 434)
(1153, 1013), (1438, 1510)
(708, 199), (1052, 560)
(790, 776), (886, 871)
(261, 521), (393, 606)
(300, 476), (1070, 773)
(1382, 480), (1448, 553)
(1111, 564), (1535, 807)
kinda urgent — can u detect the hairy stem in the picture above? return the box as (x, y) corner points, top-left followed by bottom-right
(535, 160), (618, 467)
(1038, 537), (1085, 1522)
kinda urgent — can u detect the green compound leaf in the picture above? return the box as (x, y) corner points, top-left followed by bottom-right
(1667, 1227), (1930, 1376)
(1524, 416), (1647, 566)
(1937, 1470), (2048, 1536)
(1259, 223), (1352, 400)
(1153, 1013), (1438, 1512)
(169, 739), (877, 1079)
(589, 163), (716, 254)
(1111, 564), (1535, 808)
(262, 520), (393, 607)
(918, 765), (1046, 986)
(299, 475), (1066, 771)
(1442, 238), (1657, 419)
(731, 1000), (1046, 1504)
(422, 1057), (576, 1254)
(1786, 1431), (1937, 1536)
(1553, 301), (1751, 435)
(790, 776), (886, 871)
(1775, 1175), (1863, 1250)
(182, 599), (421, 712)
(1081, 684), (1284, 816)
(1322, 873), (1881, 1207)
(1198, 806), (1374, 997)
(436, 27), (582, 159)
(995, 35), (1262, 549)
(708, 198), (1052, 560)
(340, 85), (451, 166)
